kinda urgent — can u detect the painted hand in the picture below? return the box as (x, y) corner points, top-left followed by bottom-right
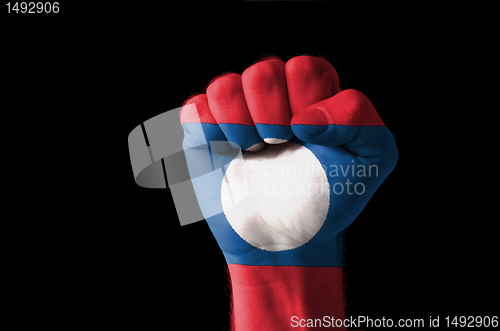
(180, 55), (397, 330)
(180, 55), (397, 266)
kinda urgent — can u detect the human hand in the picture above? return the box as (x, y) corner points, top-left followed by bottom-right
(180, 55), (397, 330)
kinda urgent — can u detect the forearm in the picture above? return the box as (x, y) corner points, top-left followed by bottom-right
(228, 264), (346, 331)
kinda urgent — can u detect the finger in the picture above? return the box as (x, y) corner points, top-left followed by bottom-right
(241, 57), (294, 144)
(206, 73), (265, 152)
(180, 94), (226, 149)
(291, 90), (397, 166)
(285, 55), (341, 117)
(181, 94), (241, 186)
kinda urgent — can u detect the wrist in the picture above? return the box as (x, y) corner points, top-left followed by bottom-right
(228, 264), (346, 331)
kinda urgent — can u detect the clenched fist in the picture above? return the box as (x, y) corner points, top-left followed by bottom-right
(180, 55), (397, 330)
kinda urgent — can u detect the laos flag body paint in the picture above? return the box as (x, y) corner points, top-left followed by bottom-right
(179, 56), (398, 331)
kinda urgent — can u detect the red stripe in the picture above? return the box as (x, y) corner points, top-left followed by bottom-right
(206, 73), (255, 126)
(180, 94), (217, 125)
(228, 264), (346, 331)
(285, 56), (341, 117)
(242, 58), (291, 126)
(291, 89), (386, 127)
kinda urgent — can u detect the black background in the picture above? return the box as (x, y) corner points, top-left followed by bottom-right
(1, 2), (497, 330)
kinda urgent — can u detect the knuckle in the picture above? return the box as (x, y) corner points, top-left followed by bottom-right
(206, 73), (243, 100)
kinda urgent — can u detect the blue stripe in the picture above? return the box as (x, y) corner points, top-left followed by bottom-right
(184, 124), (397, 267)
(182, 122), (225, 149)
(218, 123), (263, 151)
(255, 123), (294, 142)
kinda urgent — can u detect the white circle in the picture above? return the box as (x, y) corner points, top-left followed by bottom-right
(220, 141), (330, 251)
(245, 142), (266, 152)
(264, 138), (288, 144)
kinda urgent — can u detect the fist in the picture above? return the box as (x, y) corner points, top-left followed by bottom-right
(180, 55), (397, 267)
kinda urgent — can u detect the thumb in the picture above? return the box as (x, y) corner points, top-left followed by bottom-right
(291, 89), (397, 160)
